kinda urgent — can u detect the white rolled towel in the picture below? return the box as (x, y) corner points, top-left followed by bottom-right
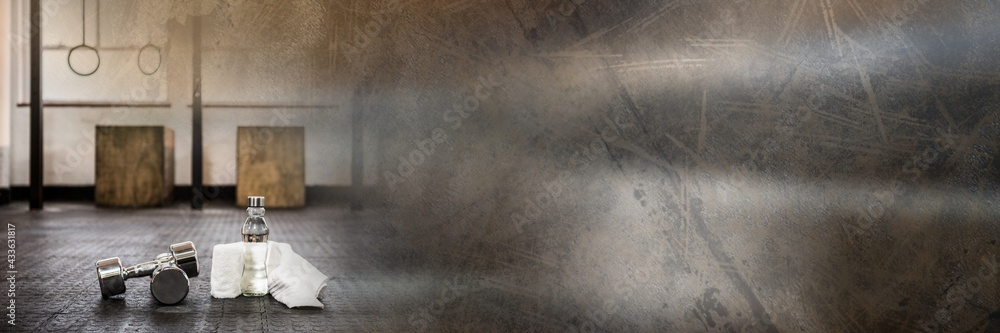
(210, 241), (328, 308)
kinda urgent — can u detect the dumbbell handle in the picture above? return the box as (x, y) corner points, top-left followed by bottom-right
(122, 253), (173, 280)
(97, 242), (198, 300)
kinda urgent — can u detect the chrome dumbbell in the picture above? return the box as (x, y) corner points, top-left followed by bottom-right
(96, 241), (199, 305)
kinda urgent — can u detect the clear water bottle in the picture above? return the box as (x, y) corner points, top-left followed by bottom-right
(241, 196), (269, 296)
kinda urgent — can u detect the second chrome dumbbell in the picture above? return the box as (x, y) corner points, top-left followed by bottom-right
(96, 241), (199, 305)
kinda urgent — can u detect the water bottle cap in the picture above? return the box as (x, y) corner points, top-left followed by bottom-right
(247, 196), (265, 207)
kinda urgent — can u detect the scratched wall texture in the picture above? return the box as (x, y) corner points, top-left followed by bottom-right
(100, 0), (1000, 331)
(315, 0), (1000, 331)
(333, 0), (1000, 331)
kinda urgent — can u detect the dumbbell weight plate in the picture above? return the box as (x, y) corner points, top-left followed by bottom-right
(96, 257), (126, 299)
(150, 266), (189, 305)
(169, 241), (199, 277)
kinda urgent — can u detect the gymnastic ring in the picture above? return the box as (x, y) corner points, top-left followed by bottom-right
(138, 43), (162, 75)
(68, 44), (100, 76)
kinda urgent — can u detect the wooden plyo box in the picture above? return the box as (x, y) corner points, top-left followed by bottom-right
(95, 126), (175, 207)
(236, 127), (305, 208)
